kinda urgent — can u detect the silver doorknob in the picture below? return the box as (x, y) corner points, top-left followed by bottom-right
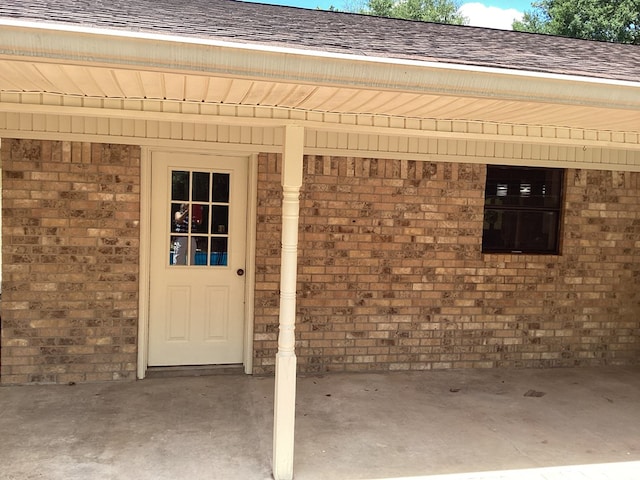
(237, 269), (245, 276)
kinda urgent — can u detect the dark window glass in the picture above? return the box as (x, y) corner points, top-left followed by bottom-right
(212, 173), (230, 203)
(211, 205), (229, 234)
(482, 166), (564, 254)
(171, 171), (189, 201)
(210, 237), (228, 266)
(192, 172), (210, 202)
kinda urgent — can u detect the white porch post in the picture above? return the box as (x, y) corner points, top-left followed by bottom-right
(273, 124), (304, 480)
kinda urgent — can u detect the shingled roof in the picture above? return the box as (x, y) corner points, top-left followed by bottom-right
(1, 0), (639, 84)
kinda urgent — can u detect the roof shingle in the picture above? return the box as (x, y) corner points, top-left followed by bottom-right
(1, 0), (639, 83)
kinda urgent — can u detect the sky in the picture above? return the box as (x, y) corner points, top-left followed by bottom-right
(242, 0), (533, 30)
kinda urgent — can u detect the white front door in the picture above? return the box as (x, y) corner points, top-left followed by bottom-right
(148, 151), (248, 366)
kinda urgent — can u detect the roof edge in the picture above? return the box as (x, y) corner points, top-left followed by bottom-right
(1, 19), (639, 111)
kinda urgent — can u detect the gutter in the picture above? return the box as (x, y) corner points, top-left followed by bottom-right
(0, 19), (639, 111)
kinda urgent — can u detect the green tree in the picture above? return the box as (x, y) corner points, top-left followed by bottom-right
(513, 0), (640, 44)
(358, 0), (468, 25)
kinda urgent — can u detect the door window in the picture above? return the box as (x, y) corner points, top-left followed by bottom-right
(169, 170), (230, 266)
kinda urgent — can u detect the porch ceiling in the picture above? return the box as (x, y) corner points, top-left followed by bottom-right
(1, 18), (639, 147)
(1, 59), (638, 137)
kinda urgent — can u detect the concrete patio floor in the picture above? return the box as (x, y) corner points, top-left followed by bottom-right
(1, 366), (639, 480)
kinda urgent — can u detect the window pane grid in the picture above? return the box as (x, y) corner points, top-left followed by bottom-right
(169, 170), (230, 267)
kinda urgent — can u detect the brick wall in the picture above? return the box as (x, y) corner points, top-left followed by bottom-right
(2, 145), (637, 382)
(1, 139), (140, 384)
(253, 154), (640, 374)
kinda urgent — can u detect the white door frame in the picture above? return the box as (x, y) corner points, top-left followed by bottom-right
(137, 146), (258, 378)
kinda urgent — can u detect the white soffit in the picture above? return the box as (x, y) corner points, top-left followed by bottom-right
(0, 20), (639, 136)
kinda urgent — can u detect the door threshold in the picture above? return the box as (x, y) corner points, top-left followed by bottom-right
(145, 364), (244, 378)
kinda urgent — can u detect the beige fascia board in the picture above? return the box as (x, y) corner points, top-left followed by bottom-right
(4, 126), (638, 172)
(1, 20), (640, 113)
(303, 148), (640, 173)
(1, 101), (639, 152)
(0, 127), (281, 153)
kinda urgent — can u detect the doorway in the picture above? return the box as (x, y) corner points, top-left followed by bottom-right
(147, 151), (249, 367)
